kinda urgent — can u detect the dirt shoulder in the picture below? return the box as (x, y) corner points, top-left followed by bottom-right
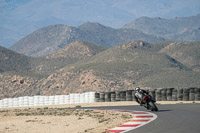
(33, 101), (200, 108)
(1, 101), (199, 110)
(0, 108), (132, 133)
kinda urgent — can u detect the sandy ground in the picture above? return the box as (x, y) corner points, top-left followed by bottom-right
(31, 101), (200, 108)
(0, 108), (132, 133)
(0, 101), (199, 133)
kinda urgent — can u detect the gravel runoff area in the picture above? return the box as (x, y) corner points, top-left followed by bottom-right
(0, 101), (199, 133)
(0, 107), (132, 133)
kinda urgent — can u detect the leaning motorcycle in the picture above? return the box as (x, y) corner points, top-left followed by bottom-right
(140, 94), (158, 111)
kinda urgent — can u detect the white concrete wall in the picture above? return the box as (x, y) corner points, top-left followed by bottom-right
(0, 92), (97, 108)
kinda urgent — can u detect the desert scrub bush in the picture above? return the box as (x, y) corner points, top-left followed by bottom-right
(85, 110), (93, 113)
(78, 117), (83, 120)
(98, 118), (110, 123)
(92, 111), (101, 114)
(39, 112), (44, 115)
(0, 110), (9, 113)
(57, 108), (65, 110)
(44, 107), (48, 110)
(121, 114), (132, 119)
(76, 105), (81, 108)
(16, 112), (31, 116)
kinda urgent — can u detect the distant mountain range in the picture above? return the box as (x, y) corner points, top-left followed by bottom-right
(1, 0), (200, 48)
(9, 14), (200, 57)
(10, 23), (164, 57)
(1, 40), (200, 99)
(123, 14), (200, 42)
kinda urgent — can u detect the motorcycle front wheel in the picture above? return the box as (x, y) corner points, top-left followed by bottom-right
(148, 101), (158, 111)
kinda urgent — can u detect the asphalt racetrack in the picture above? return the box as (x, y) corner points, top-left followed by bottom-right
(83, 103), (200, 133)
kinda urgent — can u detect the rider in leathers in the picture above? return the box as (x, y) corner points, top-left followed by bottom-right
(134, 87), (149, 106)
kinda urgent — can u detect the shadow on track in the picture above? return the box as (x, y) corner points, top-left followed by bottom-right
(157, 109), (171, 112)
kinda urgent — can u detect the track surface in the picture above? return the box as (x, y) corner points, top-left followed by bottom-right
(83, 103), (200, 133)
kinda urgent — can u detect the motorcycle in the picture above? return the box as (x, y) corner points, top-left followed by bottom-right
(139, 94), (158, 112)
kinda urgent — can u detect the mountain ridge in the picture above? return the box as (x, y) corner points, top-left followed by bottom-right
(1, 0), (200, 47)
(0, 45), (32, 73)
(123, 14), (200, 42)
(10, 22), (164, 57)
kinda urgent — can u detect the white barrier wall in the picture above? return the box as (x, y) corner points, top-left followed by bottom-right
(13, 98), (18, 107)
(64, 95), (70, 104)
(88, 92), (96, 103)
(80, 93), (85, 103)
(0, 92), (97, 108)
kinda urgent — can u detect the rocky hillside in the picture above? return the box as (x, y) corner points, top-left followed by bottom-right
(0, 46), (32, 73)
(45, 41), (105, 59)
(1, 41), (200, 99)
(31, 41), (106, 76)
(0, 73), (39, 99)
(159, 42), (200, 72)
(123, 14), (200, 42)
(10, 22), (164, 57)
(28, 41), (200, 96)
(0, 41), (106, 98)
(0, 41), (105, 77)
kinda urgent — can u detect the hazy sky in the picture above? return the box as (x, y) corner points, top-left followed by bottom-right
(0, 0), (200, 47)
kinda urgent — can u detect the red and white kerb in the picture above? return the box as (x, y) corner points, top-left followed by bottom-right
(107, 110), (157, 133)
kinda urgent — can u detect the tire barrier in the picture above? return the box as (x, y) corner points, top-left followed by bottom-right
(111, 93), (116, 102)
(44, 96), (49, 105)
(161, 89), (167, 101)
(154, 88), (200, 101)
(126, 90), (133, 101)
(3, 98), (8, 108)
(23, 96), (29, 107)
(156, 89), (161, 101)
(64, 95), (70, 104)
(105, 92), (111, 102)
(55, 95), (60, 105)
(132, 90), (136, 101)
(0, 100), (3, 108)
(13, 98), (18, 107)
(149, 89), (156, 101)
(195, 88), (200, 101)
(189, 88), (195, 101)
(1, 88), (200, 108)
(74, 93), (81, 104)
(167, 88), (173, 101)
(177, 89), (183, 101)
(48, 96), (55, 105)
(115, 91), (120, 101)
(8, 98), (13, 107)
(183, 88), (189, 101)
(95, 93), (99, 102)
(18, 97), (24, 107)
(69, 94), (75, 104)
(172, 89), (177, 101)
(120, 91), (126, 101)
(99, 92), (105, 102)
(0, 92), (98, 108)
(85, 92), (96, 103)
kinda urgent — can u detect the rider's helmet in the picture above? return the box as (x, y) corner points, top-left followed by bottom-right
(135, 87), (140, 91)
